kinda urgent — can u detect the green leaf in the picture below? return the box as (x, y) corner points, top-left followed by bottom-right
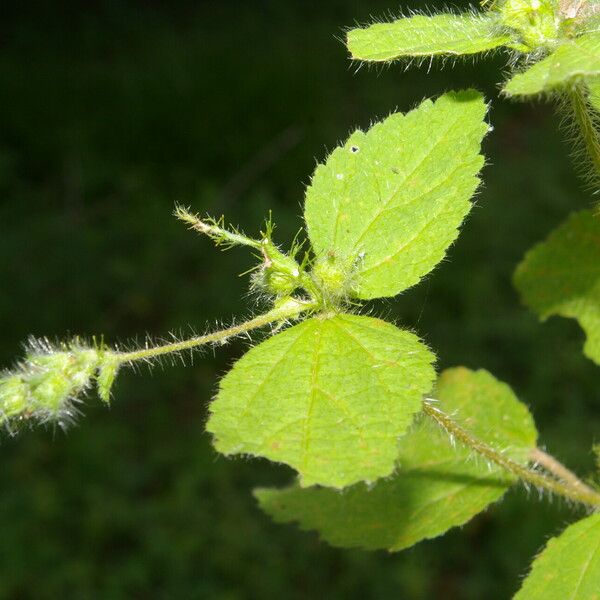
(304, 91), (488, 300)
(576, 6), (600, 37)
(207, 313), (435, 489)
(256, 367), (537, 551)
(503, 32), (600, 97)
(347, 13), (510, 62)
(589, 77), (600, 112)
(515, 513), (600, 600)
(514, 210), (600, 365)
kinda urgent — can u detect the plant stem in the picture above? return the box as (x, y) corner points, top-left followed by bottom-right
(113, 298), (316, 365)
(530, 447), (598, 496)
(174, 205), (263, 249)
(423, 400), (600, 509)
(566, 85), (600, 186)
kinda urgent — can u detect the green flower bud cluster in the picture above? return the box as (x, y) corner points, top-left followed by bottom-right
(174, 205), (362, 310)
(498, 0), (562, 50)
(255, 240), (361, 309)
(0, 341), (120, 433)
(175, 206), (312, 302)
(254, 239), (303, 298)
(310, 251), (359, 308)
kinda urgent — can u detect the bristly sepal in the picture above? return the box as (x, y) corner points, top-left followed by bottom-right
(0, 339), (121, 434)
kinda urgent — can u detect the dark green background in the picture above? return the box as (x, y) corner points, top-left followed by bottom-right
(1, 1), (598, 598)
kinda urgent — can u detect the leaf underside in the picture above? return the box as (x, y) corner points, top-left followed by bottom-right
(207, 313), (435, 489)
(347, 13), (510, 62)
(256, 367), (537, 552)
(515, 513), (600, 600)
(304, 90), (488, 299)
(514, 209), (600, 365)
(504, 32), (600, 97)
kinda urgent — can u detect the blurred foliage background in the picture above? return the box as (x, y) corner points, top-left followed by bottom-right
(0, 1), (598, 598)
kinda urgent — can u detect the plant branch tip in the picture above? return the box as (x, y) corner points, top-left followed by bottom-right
(174, 205), (262, 250)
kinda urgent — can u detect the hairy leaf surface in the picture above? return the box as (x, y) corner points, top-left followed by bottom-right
(514, 210), (600, 365)
(207, 314), (435, 489)
(304, 91), (488, 299)
(504, 32), (600, 96)
(256, 368), (537, 551)
(590, 77), (600, 112)
(347, 14), (509, 62)
(515, 513), (600, 600)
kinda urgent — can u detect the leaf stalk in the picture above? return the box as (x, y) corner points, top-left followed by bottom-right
(565, 84), (600, 188)
(113, 298), (316, 365)
(530, 447), (598, 496)
(423, 400), (600, 509)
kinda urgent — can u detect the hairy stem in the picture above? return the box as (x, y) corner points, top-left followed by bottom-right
(423, 400), (600, 509)
(565, 85), (600, 187)
(174, 205), (263, 250)
(113, 298), (316, 365)
(530, 447), (598, 495)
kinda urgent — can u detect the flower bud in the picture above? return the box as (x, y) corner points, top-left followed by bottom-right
(311, 252), (357, 305)
(0, 375), (29, 425)
(254, 240), (303, 297)
(25, 348), (100, 422)
(0, 343), (106, 431)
